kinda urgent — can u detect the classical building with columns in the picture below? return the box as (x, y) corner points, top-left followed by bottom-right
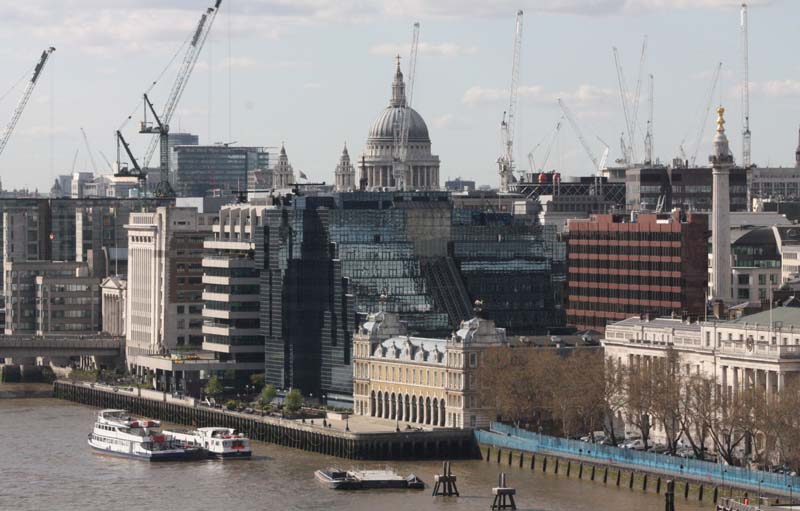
(359, 59), (440, 191)
(352, 311), (506, 429)
(603, 307), (800, 443)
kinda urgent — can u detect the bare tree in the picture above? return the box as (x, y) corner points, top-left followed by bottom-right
(602, 356), (628, 446)
(680, 373), (715, 459)
(624, 359), (656, 448)
(651, 349), (684, 454)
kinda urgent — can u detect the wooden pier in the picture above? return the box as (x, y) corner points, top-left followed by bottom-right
(54, 381), (478, 461)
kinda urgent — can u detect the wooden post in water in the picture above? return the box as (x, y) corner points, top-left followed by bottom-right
(664, 480), (675, 511)
(491, 472), (517, 510)
(432, 461), (459, 497)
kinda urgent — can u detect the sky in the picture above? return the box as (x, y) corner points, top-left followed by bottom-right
(0, 0), (798, 191)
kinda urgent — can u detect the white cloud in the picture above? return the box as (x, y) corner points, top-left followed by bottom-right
(462, 84), (612, 107)
(750, 80), (800, 98)
(370, 42), (477, 57)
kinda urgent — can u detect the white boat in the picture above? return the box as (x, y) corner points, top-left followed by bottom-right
(164, 427), (252, 459)
(87, 409), (206, 461)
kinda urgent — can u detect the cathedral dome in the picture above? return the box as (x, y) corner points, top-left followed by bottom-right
(366, 60), (430, 144)
(368, 107), (430, 143)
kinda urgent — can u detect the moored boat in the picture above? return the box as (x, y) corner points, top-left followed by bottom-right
(315, 468), (424, 490)
(87, 409), (206, 461)
(164, 427), (252, 459)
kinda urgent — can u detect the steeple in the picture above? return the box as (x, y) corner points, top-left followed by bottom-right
(795, 125), (800, 168)
(390, 55), (406, 108)
(335, 142), (355, 192)
(273, 142), (295, 189)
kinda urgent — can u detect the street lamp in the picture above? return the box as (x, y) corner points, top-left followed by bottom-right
(345, 416), (350, 432)
(789, 484), (793, 507)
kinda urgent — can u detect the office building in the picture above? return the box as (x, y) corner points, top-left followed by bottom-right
(444, 178), (476, 192)
(35, 266), (101, 335)
(566, 210), (708, 332)
(171, 144), (270, 197)
(125, 207), (215, 386)
(202, 202), (268, 384)
(4, 260), (86, 334)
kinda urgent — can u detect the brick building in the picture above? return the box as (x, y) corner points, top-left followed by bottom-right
(566, 210), (708, 332)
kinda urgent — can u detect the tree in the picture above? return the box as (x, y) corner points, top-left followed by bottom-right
(625, 360), (656, 448)
(680, 373), (715, 459)
(260, 384), (277, 412)
(602, 356), (628, 446)
(250, 373), (265, 390)
(284, 388), (304, 413)
(204, 376), (223, 400)
(651, 349), (684, 454)
(476, 346), (548, 429)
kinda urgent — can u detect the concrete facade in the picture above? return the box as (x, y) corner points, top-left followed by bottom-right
(202, 202), (269, 379)
(101, 276), (126, 337)
(125, 207), (215, 375)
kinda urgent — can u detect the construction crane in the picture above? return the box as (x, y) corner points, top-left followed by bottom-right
(80, 127), (99, 174)
(558, 98), (600, 172)
(528, 117), (563, 173)
(643, 74), (654, 165)
(741, 2), (751, 168)
(685, 62), (723, 166)
(392, 22), (420, 191)
(115, 130), (147, 192)
(139, 0), (222, 197)
(612, 37), (647, 165)
(0, 47), (55, 160)
(99, 151), (114, 172)
(498, 10), (523, 193)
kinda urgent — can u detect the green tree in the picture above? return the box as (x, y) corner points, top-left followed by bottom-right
(204, 376), (223, 400)
(260, 384), (277, 412)
(284, 388), (304, 413)
(250, 373), (266, 389)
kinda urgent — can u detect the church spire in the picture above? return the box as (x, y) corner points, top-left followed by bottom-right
(390, 55), (406, 108)
(795, 125), (800, 168)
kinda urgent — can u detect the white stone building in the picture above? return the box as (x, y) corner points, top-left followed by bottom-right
(603, 308), (800, 442)
(352, 311), (506, 429)
(334, 144), (356, 192)
(125, 207), (215, 386)
(359, 59), (440, 191)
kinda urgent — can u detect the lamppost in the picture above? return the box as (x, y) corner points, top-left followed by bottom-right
(345, 416), (350, 432)
(757, 479), (763, 504)
(789, 484), (793, 507)
(721, 469), (727, 498)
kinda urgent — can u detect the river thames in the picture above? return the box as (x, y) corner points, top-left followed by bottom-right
(0, 399), (711, 511)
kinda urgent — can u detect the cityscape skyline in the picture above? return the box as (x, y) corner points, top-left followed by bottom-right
(0, 0), (798, 191)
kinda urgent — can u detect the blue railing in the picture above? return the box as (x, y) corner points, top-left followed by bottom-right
(475, 422), (800, 494)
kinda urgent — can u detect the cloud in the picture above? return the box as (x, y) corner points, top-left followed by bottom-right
(370, 42), (478, 58)
(462, 83), (613, 107)
(750, 80), (800, 98)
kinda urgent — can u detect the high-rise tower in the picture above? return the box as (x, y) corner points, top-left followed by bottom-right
(710, 106), (734, 302)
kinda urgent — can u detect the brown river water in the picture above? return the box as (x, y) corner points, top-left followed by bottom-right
(0, 399), (711, 511)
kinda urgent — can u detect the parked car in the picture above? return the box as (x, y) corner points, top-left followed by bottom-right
(647, 444), (669, 454)
(621, 439), (648, 451)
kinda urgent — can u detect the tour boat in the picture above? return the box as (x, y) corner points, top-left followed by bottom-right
(164, 427), (252, 459)
(87, 409), (206, 461)
(315, 468), (425, 490)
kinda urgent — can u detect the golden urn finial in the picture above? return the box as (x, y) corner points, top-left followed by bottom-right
(716, 106), (726, 134)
